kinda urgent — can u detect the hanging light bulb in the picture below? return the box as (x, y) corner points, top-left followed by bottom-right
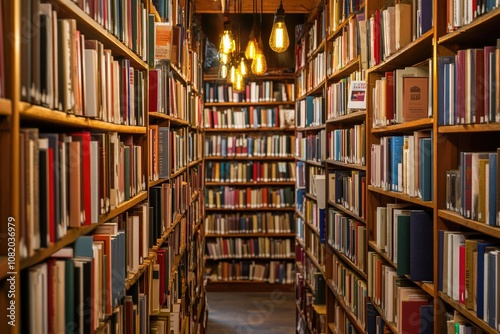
(245, 38), (257, 60)
(219, 64), (228, 79)
(251, 48), (267, 75)
(239, 54), (248, 77)
(269, 0), (290, 53)
(233, 69), (244, 92)
(229, 64), (237, 84)
(220, 52), (230, 65)
(219, 18), (235, 54)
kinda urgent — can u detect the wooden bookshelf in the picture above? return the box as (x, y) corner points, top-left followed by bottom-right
(189, 158), (203, 167)
(205, 233), (296, 238)
(326, 110), (366, 124)
(367, 185), (435, 208)
(171, 166), (188, 179)
(203, 126), (296, 132)
(328, 201), (366, 224)
(204, 156), (295, 161)
(125, 260), (151, 290)
(328, 245), (367, 280)
(205, 207), (295, 212)
(327, 279), (367, 334)
(205, 255), (295, 261)
(149, 112), (190, 126)
(204, 101), (295, 107)
(206, 281), (294, 293)
(0, 99), (11, 116)
(438, 210), (500, 239)
(305, 160), (324, 167)
(305, 249), (325, 273)
(308, 78), (327, 96)
(325, 159), (366, 172)
(438, 123), (500, 133)
(148, 178), (169, 188)
(370, 299), (397, 333)
(308, 39), (326, 61)
(327, 13), (356, 41)
(367, 241), (395, 268)
(327, 56), (360, 83)
(371, 118), (434, 135)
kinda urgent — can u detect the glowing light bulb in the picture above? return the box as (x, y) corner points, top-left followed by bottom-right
(229, 65), (237, 84)
(251, 51), (267, 75)
(233, 70), (244, 92)
(239, 56), (248, 76)
(269, 1), (289, 53)
(245, 38), (257, 59)
(219, 64), (228, 79)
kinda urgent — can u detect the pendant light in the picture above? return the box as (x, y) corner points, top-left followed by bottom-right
(245, 0), (258, 60)
(219, 17), (235, 55)
(269, 0), (289, 53)
(251, 0), (267, 75)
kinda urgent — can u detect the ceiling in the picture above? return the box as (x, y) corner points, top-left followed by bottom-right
(193, 0), (321, 14)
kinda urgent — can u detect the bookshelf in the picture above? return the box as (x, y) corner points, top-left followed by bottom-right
(202, 73), (296, 291)
(0, 0), (207, 333)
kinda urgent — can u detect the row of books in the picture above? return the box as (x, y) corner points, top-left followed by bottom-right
(188, 91), (203, 128)
(367, 1), (432, 68)
(204, 212), (295, 234)
(296, 161), (306, 188)
(372, 64), (431, 127)
(203, 81), (295, 103)
(189, 166), (203, 193)
(149, 126), (187, 181)
(328, 124), (366, 166)
(307, 52), (326, 90)
(206, 260), (295, 284)
(374, 206), (433, 281)
(188, 131), (203, 163)
(307, 8), (326, 56)
(438, 42), (500, 125)
(333, 305), (360, 334)
(370, 133), (433, 201)
(297, 95), (325, 128)
(149, 64), (187, 121)
(367, 252), (432, 333)
(151, 22), (189, 73)
(328, 0), (363, 35)
(446, 150), (499, 225)
(331, 255), (367, 328)
(328, 15), (361, 75)
(326, 71), (365, 119)
(296, 66), (307, 99)
(203, 106), (296, 129)
(204, 134), (294, 158)
(327, 209), (366, 271)
(205, 237), (294, 260)
(438, 230), (500, 330)
(305, 198), (326, 241)
(446, 0), (500, 32)
(204, 186), (295, 209)
(150, 252), (185, 315)
(328, 169), (366, 219)
(205, 161), (296, 183)
(22, 3), (146, 125)
(295, 130), (327, 162)
(19, 129), (145, 258)
(308, 230), (327, 269)
(296, 216), (305, 241)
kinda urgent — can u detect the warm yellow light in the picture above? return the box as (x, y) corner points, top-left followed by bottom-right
(219, 30), (235, 54)
(239, 56), (248, 76)
(269, 1), (289, 53)
(219, 64), (228, 79)
(229, 65), (237, 84)
(251, 51), (267, 75)
(233, 70), (244, 92)
(245, 39), (257, 59)
(220, 52), (229, 65)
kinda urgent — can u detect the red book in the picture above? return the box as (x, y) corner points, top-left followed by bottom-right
(385, 71), (395, 124)
(473, 49), (485, 123)
(459, 245), (466, 304)
(374, 10), (381, 66)
(456, 50), (466, 124)
(71, 132), (91, 225)
(121, 60), (130, 124)
(149, 70), (159, 112)
(156, 249), (166, 306)
(399, 299), (429, 333)
(92, 234), (113, 314)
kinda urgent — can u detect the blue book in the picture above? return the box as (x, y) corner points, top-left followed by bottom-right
(419, 0), (433, 36)
(437, 56), (455, 125)
(397, 214), (411, 276)
(74, 235), (93, 258)
(488, 153), (497, 225)
(420, 137), (433, 201)
(366, 301), (379, 334)
(390, 136), (404, 192)
(487, 251), (497, 327)
(410, 211), (433, 281)
(476, 241), (498, 318)
(319, 208), (326, 243)
(420, 304), (434, 334)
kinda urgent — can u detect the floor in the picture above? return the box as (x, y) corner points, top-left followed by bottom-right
(206, 292), (296, 334)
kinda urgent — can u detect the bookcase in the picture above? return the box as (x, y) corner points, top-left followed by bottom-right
(0, 0), (207, 333)
(202, 73), (297, 292)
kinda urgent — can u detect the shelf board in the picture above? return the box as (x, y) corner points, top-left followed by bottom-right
(203, 126), (296, 132)
(438, 210), (500, 239)
(308, 79), (326, 96)
(206, 256), (295, 260)
(19, 103), (147, 133)
(188, 158), (203, 168)
(170, 63), (188, 85)
(205, 233), (296, 238)
(305, 249), (325, 274)
(205, 181), (294, 187)
(168, 245), (187, 289)
(367, 185), (434, 208)
(370, 299), (398, 333)
(149, 112), (190, 126)
(326, 110), (366, 124)
(328, 245), (367, 280)
(368, 30), (433, 73)
(305, 220), (320, 237)
(20, 192), (147, 270)
(371, 118), (433, 135)
(125, 260), (150, 290)
(153, 212), (184, 248)
(368, 241), (396, 268)
(325, 159), (367, 172)
(438, 8), (500, 46)
(438, 122), (500, 133)
(296, 210), (306, 221)
(171, 166), (187, 179)
(328, 201), (366, 224)
(204, 156), (295, 161)
(205, 207), (295, 212)
(328, 322), (336, 334)
(306, 193), (318, 202)
(296, 124), (326, 131)
(203, 72), (295, 82)
(305, 160), (325, 167)
(439, 292), (497, 334)
(296, 237), (306, 250)
(203, 101), (295, 107)
(308, 39), (326, 61)
(327, 56), (360, 83)
(327, 13), (356, 41)
(51, 0), (147, 69)
(0, 98), (11, 116)
(148, 178), (168, 188)
(408, 278), (434, 297)
(327, 279), (366, 333)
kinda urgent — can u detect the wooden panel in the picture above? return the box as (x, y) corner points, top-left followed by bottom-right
(194, 0), (320, 13)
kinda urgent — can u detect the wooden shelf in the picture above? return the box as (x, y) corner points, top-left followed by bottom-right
(438, 210), (500, 239)
(149, 112), (190, 126)
(371, 118), (433, 135)
(370, 298), (398, 333)
(203, 101), (294, 107)
(203, 72), (295, 82)
(328, 201), (366, 224)
(51, 0), (147, 70)
(125, 260), (150, 290)
(327, 56), (360, 83)
(327, 279), (366, 334)
(203, 126), (295, 132)
(308, 39), (326, 61)
(205, 207), (295, 212)
(296, 124), (326, 131)
(19, 103), (147, 133)
(408, 279), (434, 297)
(438, 122), (500, 133)
(367, 185), (434, 208)
(188, 158), (203, 168)
(439, 292), (497, 334)
(328, 322), (336, 334)
(305, 220), (320, 237)
(168, 244), (187, 289)
(148, 178), (168, 188)
(296, 210), (306, 221)
(206, 281), (294, 292)
(170, 63), (188, 85)
(205, 255), (295, 260)
(326, 110), (366, 124)
(327, 13), (356, 41)
(171, 166), (187, 179)
(205, 181), (296, 187)
(325, 159), (366, 172)
(368, 30), (433, 74)
(0, 98), (11, 116)
(153, 212), (184, 248)
(438, 8), (500, 47)
(205, 233), (296, 238)
(305, 249), (325, 274)
(306, 193), (318, 202)
(204, 156), (295, 161)
(328, 245), (367, 280)
(305, 160), (325, 167)
(368, 241), (396, 268)
(20, 192), (147, 270)
(308, 79), (326, 96)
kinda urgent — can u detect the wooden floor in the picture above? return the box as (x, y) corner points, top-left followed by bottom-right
(206, 292), (296, 334)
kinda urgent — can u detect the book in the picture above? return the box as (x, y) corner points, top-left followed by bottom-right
(409, 211), (433, 282)
(402, 76), (429, 122)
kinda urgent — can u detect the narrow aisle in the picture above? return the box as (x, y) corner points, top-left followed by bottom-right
(206, 292), (296, 334)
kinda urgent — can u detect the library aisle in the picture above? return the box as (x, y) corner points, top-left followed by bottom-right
(206, 292), (296, 334)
